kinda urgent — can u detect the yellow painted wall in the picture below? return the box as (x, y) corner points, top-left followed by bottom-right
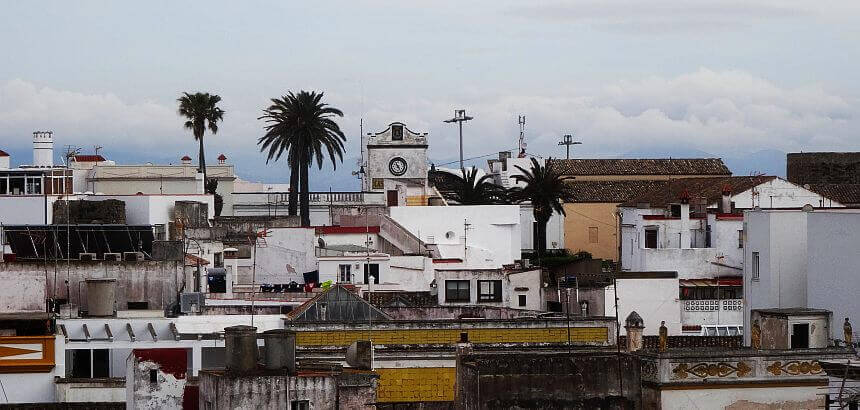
(376, 367), (456, 402)
(563, 202), (620, 261)
(296, 327), (608, 346)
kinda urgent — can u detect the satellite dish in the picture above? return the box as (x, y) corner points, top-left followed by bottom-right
(317, 238), (326, 248)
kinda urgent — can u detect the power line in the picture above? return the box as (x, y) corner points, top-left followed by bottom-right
(433, 147), (522, 167)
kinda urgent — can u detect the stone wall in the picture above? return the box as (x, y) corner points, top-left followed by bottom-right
(456, 352), (642, 409)
(52, 200), (126, 224)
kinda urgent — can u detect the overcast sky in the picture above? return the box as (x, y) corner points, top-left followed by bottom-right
(1, 1), (859, 188)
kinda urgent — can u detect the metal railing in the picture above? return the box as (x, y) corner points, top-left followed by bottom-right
(683, 299), (743, 312)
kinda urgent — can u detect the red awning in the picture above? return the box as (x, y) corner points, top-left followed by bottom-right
(680, 277), (742, 287)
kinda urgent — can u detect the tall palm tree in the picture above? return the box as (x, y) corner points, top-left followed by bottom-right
(509, 158), (574, 256)
(258, 91), (346, 226)
(177, 92), (225, 188)
(447, 168), (508, 205)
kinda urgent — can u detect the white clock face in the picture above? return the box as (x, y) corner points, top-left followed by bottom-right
(389, 157), (408, 176)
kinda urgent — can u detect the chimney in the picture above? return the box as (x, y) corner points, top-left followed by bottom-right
(217, 154), (227, 165)
(33, 131), (54, 167)
(224, 325), (258, 374)
(262, 329), (297, 374)
(679, 189), (691, 249)
(721, 184), (732, 214)
(181, 155), (192, 165)
(0, 150), (9, 170)
(624, 311), (645, 352)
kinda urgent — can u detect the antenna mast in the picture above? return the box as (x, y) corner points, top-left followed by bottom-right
(517, 115), (527, 158)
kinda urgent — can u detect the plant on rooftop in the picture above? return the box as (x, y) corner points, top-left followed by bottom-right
(257, 91), (346, 226)
(177, 92), (225, 189)
(508, 158), (574, 256)
(446, 167), (509, 205)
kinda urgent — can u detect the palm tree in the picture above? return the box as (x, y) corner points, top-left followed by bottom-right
(258, 91), (346, 226)
(177, 92), (225, 188)
(509, 158), (574, 256)
(447, 168), (508, 205)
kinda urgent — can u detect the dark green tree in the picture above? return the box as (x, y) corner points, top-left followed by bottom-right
(177, 92), (225, 186)
(447, 168), (508, 205)
(509, 158), (574, 256)
(258, 91), (346, 226)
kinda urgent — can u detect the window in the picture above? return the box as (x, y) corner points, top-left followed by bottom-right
(477, 280), (502, 302)
(751, 252), (760, 281)
(445, 280), (470, 302)
(391, 124), (404, 141)
(518, 294), (527, 307)
(214, 252), (223, 268)
(644, 228), (658, 249)
(291, 400), (310, 410)
(791, 323), (809, 349)
(588, 227), (598, 244)
(738, 230), (744, 248)
(339, 264), (352, 282)
(149, 369), (158, 383)
(363, 263), (379, 284)
(670, 204), (682, 217)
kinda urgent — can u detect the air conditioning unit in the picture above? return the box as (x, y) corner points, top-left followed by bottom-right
(103, 253), (122, 262)
(123, 252), (145, 262)
(78, 253), (97, 261)
(180, 292), (205, 314)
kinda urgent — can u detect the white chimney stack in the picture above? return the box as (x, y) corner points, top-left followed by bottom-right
(32, 131), (54, 167)
(0, 150), (9, 170)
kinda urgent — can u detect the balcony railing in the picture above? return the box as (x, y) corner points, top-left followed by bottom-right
(683, 299), (743, 312)
(233, 191), (385, 206)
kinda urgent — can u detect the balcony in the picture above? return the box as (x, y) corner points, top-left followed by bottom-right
(681, 299), (743, 327)
(233, 191), (385, 207)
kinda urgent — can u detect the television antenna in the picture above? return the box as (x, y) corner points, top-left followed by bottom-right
(517, 115), (527, 158)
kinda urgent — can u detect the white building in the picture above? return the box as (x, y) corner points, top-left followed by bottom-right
(618, 176), (841, 334)
(362, 122), (433, 206)
(743, 209), (860, 346)
(434, 267), (544, 311)
(389, 205), (521, 269)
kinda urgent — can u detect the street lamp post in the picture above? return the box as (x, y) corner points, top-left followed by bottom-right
(444, 109), (474, 170)
(558, 134), (582, 159)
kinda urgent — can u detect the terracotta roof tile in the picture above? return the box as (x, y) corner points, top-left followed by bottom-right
(549, 158), (731, 176)
(0, 150), (8, 157)
(620, 176), (777, 208)
(564, 180), (668, 203)
(73, 154), (106, 162)
(807, 184), (860, 206)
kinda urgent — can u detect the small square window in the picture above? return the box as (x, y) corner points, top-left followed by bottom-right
(291, 400), (310, 410)
(645, 228), (658, 249)
(518, 294), (527, 307)
(478, 280), (502, 302)
(445, 280), (470, 302)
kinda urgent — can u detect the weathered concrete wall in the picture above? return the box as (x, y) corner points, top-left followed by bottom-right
(0, 261), (184, 312)
(0, 266), (46, 311)
(199, 372), (338, 410)
(55, 378), (125, 403)
(662, 385), (821, 409)
(456, 352), (641, 409)
(125, 349), (187, 410)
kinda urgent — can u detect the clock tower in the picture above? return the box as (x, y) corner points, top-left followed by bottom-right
(362, 122), (429, 206)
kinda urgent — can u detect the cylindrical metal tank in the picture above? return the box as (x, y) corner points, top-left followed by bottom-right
(85, 278), (116, 317)
(225, 325), (258, 374)
(262, 329), (296, 373)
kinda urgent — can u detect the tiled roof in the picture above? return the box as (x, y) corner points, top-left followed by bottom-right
(0, 150), (8, 157)
(217, 154), (227, 160)
(73, 154), (106, 162)
(549, 158), (731, 176)
(807, 184), (860, 205)
(620, 176), (777, 208)
(564, 180), (668, 203)
(181, 155), (192, 161)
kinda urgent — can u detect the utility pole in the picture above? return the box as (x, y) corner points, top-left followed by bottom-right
(558, 134), (582, 159)
(444, 110), (473, 170)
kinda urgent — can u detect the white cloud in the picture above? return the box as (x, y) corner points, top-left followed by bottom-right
(1, 70), (858, 171)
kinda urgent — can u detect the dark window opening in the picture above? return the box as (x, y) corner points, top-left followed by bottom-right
(670, 204), (681, 217)
(127, 301), (149, 310)
(363, 263), (379, 284)
(477, 280), (502, 302)
(291, 400), (310, 410)
(518, 294), (527, 307)
(391, 125), (404, 141)
(149, 369), (158, 383)
(645, 228), (658, 249)
(791, 323), (809, 349)
(445, 280), (470, 303)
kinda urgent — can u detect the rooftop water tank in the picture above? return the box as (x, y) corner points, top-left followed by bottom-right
(85, 278), (116, 317)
